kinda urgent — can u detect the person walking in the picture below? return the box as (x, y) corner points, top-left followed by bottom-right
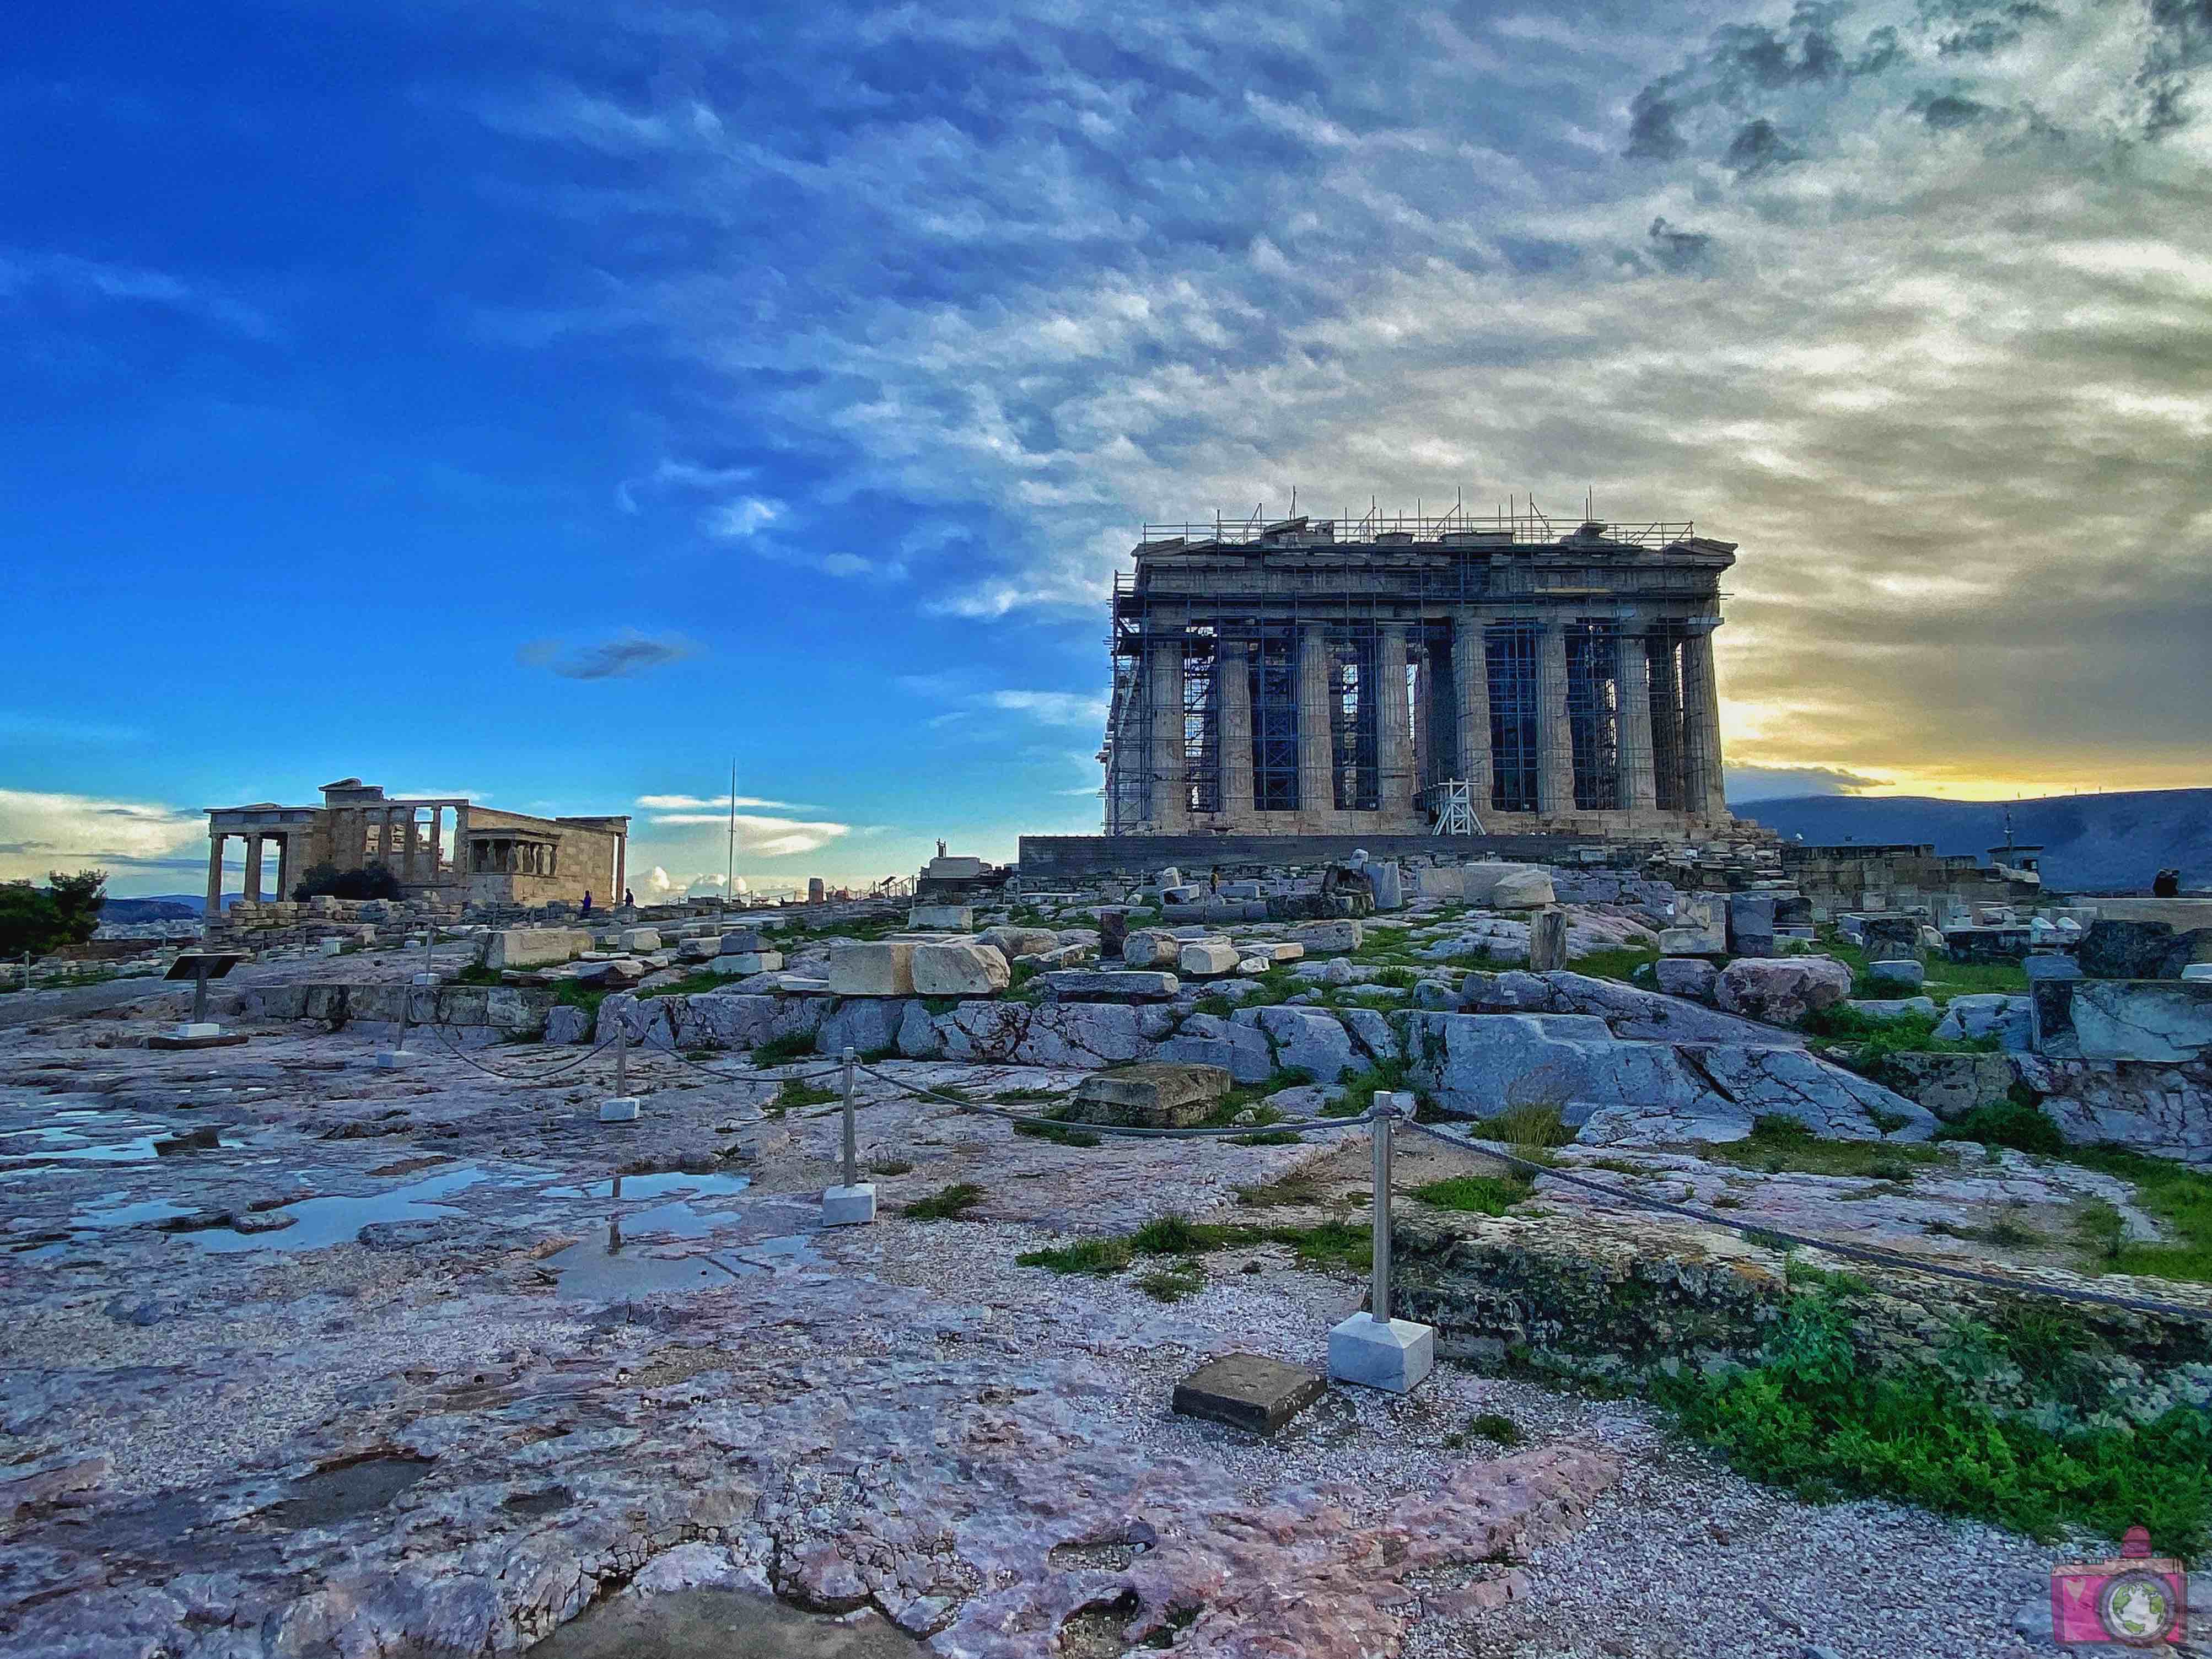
(580, 891), (593, 918)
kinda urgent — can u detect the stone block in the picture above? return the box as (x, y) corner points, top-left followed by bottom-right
(710, 951), (782, 976)
(1867, 957), (1926, 989)
(1172, 1353), (1326, 1434)
(980, 926), (1058, 962)
(599, 1097), (641, 1123)
(1725, 894), (1775, 958)
(1155, 867), (1183, 889)
(821, 1183), (877, 1226)
(1097, 909), (1131, 955)
(1162, 885), (1205, 905)
(1158, 1013), (1275, 1083)
(911, 941), (1010, 997)
(1860, 915), (1923, 962)
(1122, 929), (1176, 968)
(1043, 970), (1180, 1001)
(1713, 957), (1852, 1028)
(1654, 957), (1718, 1003)
(1487, 869), (1556, 909)
(1881, 1051), (2023, 1120)
(1291, 919), (1363, 956)
(678, 938), (721, 962)
(1237, 1004), (1364, 1083)
(481, 928), (591, 971)
(2071, 981), (2212, 1062)
(717, 929), (766, 955)
(1178, 940), (1240, 977)
(1328, 1313), (1435, 1394)
(1365, 862), (1403, 912)
(1218, 880), (1262, 899)
(824, 942), (918, 998)
(936, 1000), (1164, 1068)
(906, 904), (975, 931)
(1528, 908), (1569, 973)
(319, 937), (345, 956)
(617, 928), (662, 953)
(1068, 1061), (1231, 1128)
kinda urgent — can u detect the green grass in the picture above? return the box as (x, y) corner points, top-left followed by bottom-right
(1324, 1058), (1415, 1119)
(1444, 1410), (1526, 1450)
(451, 963), (504, 986)
(1016, 1209), (1374, 1280)
(1014, 1116), (1103, 1148)
(870, 1157), (914, 1176)
(552, 979), (612, 1019)
(1409, 1173), (1535, 1216)
(1817, 928), (2028, 1003)
(1935, 1092), (2068, 1156)
(1018, 1235), (1134, 1275)
(1656, 1281), (2210, 1556)
(774, 1079), (838, 1110)
(903, 1182), (987, 1220)
(2065, 1145), (2212, 1284)
(638, 970), (726, 999)
(1708, 1114), (1945, 1181)
(1472, 1101), (1574, 1153)
(750, 1031), (817, 1067)
(1136, 1259), (1207, 1303)
(1571, 946), (1660, 984)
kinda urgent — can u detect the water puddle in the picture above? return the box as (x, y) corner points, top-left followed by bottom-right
(190, 1167), (489, 1253)
(260, 1456), (433, 1530)
(525, 1588), (919, 1657)
(545, 1233), (739, 1301)
(540, 1171), (752, 1202)
(73, 1196), (197, 1230)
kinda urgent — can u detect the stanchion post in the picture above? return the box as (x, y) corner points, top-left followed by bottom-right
(1327, 1092), (1435, 1394)
(601, 1015), (639, 1122)
(822, 1043), (876, 1226)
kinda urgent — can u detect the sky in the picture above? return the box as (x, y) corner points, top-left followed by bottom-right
(2, 0), (2207, 897)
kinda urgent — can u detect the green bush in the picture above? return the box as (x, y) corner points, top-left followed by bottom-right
(1936, 1096), (2067, 1156)
(0, 869), (106, 958)
(1410, 1173), (1535, 1216)
(903, 1182), (987, 1220)
(750, 1031), (817, 1067)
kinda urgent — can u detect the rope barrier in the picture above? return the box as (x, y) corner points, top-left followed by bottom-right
(422, 1021), (626, 1080)
(1398, 1117), (2212, 1323)
(857, 1061), (1382, 1140)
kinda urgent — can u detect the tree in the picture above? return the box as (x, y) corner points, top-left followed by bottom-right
(0, 869), (107, 957)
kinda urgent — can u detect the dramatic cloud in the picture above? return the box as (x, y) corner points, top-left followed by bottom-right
(443, 0), (2212, 795)
(518, 631), (698, 680)
(0, 789), (206, 882)
(1725, 764), (1887, 802)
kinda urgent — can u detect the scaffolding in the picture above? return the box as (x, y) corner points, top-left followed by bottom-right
(1097, 505), (1731, 833)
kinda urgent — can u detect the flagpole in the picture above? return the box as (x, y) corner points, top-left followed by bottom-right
(726, 757), (736, 912)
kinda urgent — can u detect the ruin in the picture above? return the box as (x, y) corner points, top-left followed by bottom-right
(1100, 507), (1737, 838)
(203, 778), (629, 911)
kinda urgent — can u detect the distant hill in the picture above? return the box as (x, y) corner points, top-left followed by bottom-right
(101, 897), (203, 923)
(1733, 789), (2212, 894)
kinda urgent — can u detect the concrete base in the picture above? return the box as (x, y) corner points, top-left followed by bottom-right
(147, 1032), (250, 1051)
(373, 1049), (411, 1070)
(412, 972), (439, 986)
(821, 1182), (878, 1226)
(171, 1022), (223, 1039)
(1172, 1353), (1326, 1434)
(1327, 1312), (1436, 1395)
(599, 1097), (641, 1123)
(319, 938), (345, 956)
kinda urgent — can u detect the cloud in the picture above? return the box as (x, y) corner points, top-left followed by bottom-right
(984, 690), (1111, 727)
(1726, 765), (1887, 802)
(703, 496), (784, 540)
(518, 631), (698, 680)
(0, 789), (206, 882)
(0, 249), (276, 340)
(635, 793), (811, 811)
(0, 712), (145, 745)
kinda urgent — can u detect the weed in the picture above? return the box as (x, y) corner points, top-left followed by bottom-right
(1018, 1236), (1133, 1275)
(1710, 1194), (1744, 1210)
(1374, 966), (1417, 990)
(552, 980), (611, 1019)
(2067, 1147), (2212, 1284)
(452, 964), (503, 987)
(1233, 1130), (1304, 1145)
(638, 971), (726, 999)
(1572, 947), (1660, 984)
(776, 1079), (837, 1110)
(1936, 1096), (2066, 1156)
(1410, 1173), (1534, 1216)
(1137, 1259), (1206, 1303)
(993, 1087), (1059, 1103)
(1014, 1118), (1102, 1148)
(870, 1158), (914, 1177)
(1475, 1101), (1574, 1152)
(750, 1032), (816, 1067)
(1327, 1058), (1416, 1119)
(903, 1182), (987, 1221)
(1235, 1170), (1333, 1208)
(1467, 1411), (1525, 1446)
(1193, 993), (1234, 1019)
(1708, 1116), (1944, 1180)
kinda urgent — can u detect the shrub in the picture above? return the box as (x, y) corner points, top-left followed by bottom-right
(1936, 1097), (2067, 1157)
(1410, 1173), (1534, 1216)
(903, 1182), (987, 1221)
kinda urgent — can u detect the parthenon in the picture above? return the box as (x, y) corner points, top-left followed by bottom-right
(1099, 507), (1737, 837)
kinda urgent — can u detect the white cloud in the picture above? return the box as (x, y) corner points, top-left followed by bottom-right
(702, 497), (784, 540)
(986, 690), (1111, 726)
(0, 789), (207, 882)
(636, 793), (810, 811)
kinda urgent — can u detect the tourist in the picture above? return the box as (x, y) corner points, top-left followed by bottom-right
(580, 891), (593, 918)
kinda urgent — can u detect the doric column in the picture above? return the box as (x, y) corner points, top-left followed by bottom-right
(1377, 623), (1414, 817)
(1411, 646), (1430, 793)
(1649, 635), (1684, 811)
(1535, 620), (1575, 816)
(1216, 639), (1254, 822)
(614, 831), (627, 903)
(1145, 633), (1188, 832)
(428, 808), (444, 882)
(1451, 612), (1492, 805)
(1296, 624), (1334, 818)
(1680, 625), (1727, 819)
(1616, 632), (1659, 814)
(204, 831), (225, 920)
(243, 834), (264, 902)
(275, 834), (294, 901)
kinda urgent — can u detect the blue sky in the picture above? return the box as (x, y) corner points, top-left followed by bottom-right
(4, 0), (2208, 895)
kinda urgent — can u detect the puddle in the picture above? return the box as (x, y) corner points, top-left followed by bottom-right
(525, 1588), (919, 1657)
(260, 1456), (433, 1530)
(189, 1166), (489, 1253)
(73, 1197), (197, 1230)
(540, 1171), (752, 1202)
(546, 1235), (738, 1301)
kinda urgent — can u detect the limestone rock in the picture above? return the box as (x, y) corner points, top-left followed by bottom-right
(2070, 980), (2212, 1062)
(1341, 1006), (1400, 1063)
(1653, 957), (1718, 1003)
(910, 942), (1010, 998)
(1121, 929), (1176, 968)
(480, 929), (590, 971)
(980, 926), (1058, 962)
(617, 928), (662, 953)
(1235, 1005), (1364, 1084)
(1713, 957), (1852, 1028)
(1460, 969), (1804, 1047)
(1879, 1051), (2022, 1119)
(1867, 957), (1926, 989)
(545, 1005), (591, 1045)
(824, 942), (918, 998)
(906, 904), (974, 931)
(1158, 1012), (1275, 1084)
(1293, 919), (1362, 955)
(934, 1000), (1162, 1067)
(1042, 970), (1180, 1001)
(1487, 869), (1556, 909)
(1932, 993), (2032, 1050)
(815, 998), (914, 1058)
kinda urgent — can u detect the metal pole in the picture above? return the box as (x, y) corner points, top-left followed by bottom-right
(841, 1046), (858, 1189)
(193, 962), (211, 1026)
(1371, 1097), (1395, 1325)
(614, 1019), (628, 1098)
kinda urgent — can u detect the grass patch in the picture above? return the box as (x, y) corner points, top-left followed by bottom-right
(1235, 1168), (1337, 1208)
(1014, 1117), (1103, 1148)
(870, 1157), (913, 1176)
(1708, 1115), (1945, 1181)
(1656, 1281), (2210, 1555)
(1572, 946), (1660, 984)
(903, 1182), (987, 1221)
(2065, 1146), (2212, 1284)
(1473, 1100), (1574, 1153)
(750, 1031), (817, 1067)
(1018, 1236), (1133, 1275)
(1374, 966), (1417, 990)
(993, 1086), (1059, 1103)
(1015, 1209), (1373, 1280)
(451, 964), (504, 987)
(1410, 1173), (1535, 1215)
(1137, 1259), (1207, 1303)
(775, 1079), (837, 1110)
(1936, 1092), (2068, 1156)
(1443, 1410), (1526, 1450)
(638, 970), (725, 999)
(1326, 1058), (1416, 1119)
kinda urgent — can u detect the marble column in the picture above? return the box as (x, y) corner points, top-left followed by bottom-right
(1216, 640), (1254, 822)
(243, 834), (264, 902)
(1648, 635), (1685, 812)
(1146, 634), (1188, 832)
(1535, 621), (1576, 816)
(428, 808), (444, 883)
(613, 830), (627, 904)
(1680, 626), (1726, 819)
(1451, 612), (1492, 807)
(1296, 624), (1335, 818)
(204, 832), (225, 919)
(1616, 633), (1659, 814)
(1377, 623), (1414, 818)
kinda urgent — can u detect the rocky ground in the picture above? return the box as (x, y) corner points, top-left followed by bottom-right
(0, 953), (2202, 1658)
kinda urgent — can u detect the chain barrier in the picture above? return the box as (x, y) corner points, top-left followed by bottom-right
(1400, 1117), (2212, 1323)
